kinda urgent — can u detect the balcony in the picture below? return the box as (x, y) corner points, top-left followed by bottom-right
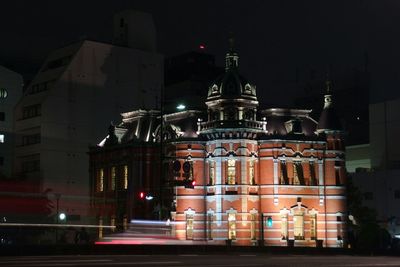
(199, 120), (265, 132)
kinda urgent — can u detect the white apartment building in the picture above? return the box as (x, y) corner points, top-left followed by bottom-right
(13, 11), (163, 223)
(0, 65), (23, 178)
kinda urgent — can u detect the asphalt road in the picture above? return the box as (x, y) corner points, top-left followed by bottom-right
(0, 254), (400, 267)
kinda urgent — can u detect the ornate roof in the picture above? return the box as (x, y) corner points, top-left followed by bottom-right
(317, 81), (342, 132)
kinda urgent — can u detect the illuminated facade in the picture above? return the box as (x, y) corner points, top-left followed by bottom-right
(90, 40), (347, 247)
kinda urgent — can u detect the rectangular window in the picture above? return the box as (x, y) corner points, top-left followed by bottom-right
(280, 161), (289, 185)
(0, 134), (4, 143)
(22, 104), (41, 119)
(207, 213), (213, 240)
(310, 214), (317, 240)
(294, 161), (305, 185)
(364, 192), (373, 200)
(228, 213), (236, 240)
(249, 160), (255, 185)
(110, 166), (116, 191)
(294, 213), (304, 240)
(281, 215), (288, 240)
(250, 213), (257, 240)
(123, 165), (128, 189)
(20, 154), (40, 173)
(97, 168), (104, 192)
(0, 112), (4, 121)
(186, 214), (194, 240)
(309, 161), (318, 186)
(227, 159), (236, 185)
(43, 55), (72, 71)
(209, 161), (215, 185)
(21, 133), (40, 146)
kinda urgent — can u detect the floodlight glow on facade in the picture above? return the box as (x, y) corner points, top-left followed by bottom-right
(177, 104), (186, 110)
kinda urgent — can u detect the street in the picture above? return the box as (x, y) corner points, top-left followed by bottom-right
(1, 254), (400, 267)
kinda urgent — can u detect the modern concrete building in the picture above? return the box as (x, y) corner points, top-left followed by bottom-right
(90, 41), (347, 247)
(13, 11), (163, 224)
(0, 65), (23, 179)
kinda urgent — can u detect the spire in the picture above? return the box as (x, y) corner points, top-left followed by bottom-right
(225, 33), (239, 71)
(323, 70), (333, 109)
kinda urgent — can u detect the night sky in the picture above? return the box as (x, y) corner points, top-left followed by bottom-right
(1, 0), (400, 105)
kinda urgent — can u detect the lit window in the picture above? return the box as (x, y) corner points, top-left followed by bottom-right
(250, 213), (257, 240)
(97, 168), (104, 192)
(209, 161), (215, 185)
(249, 160), (255, 185)
(123, 165), (128, 189)
(111, 167), (116, 191)
(228, 213), (236, 240)
(293, 212), (304, 240)
(227, 159), (236, 185)
(310, 214), (317, 240)
(186, 214), (194, 240)
(98, 216), (103, 238)
(281, 214), (288, 240)
(0, 134), (4, 143)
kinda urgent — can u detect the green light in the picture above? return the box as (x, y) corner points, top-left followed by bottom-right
(267, 216), (273, 227)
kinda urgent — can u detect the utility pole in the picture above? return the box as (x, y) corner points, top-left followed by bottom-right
(54, 193), (61, 243)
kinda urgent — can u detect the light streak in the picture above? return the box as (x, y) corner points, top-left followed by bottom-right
(0, 223), (115, 229)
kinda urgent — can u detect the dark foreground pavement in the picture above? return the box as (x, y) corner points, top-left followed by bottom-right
(1, 254), (400, 267)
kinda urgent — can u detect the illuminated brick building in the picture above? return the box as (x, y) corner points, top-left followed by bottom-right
(90, 40), (347, 247)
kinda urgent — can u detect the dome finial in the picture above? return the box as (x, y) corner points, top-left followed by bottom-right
(325, 65), (332, 93)
(228, 32), (235, 52)
(225, 33), (239, 71)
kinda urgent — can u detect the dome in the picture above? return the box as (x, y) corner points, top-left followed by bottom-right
(207, 69), (256, 99)
(317, 104), (342, 131)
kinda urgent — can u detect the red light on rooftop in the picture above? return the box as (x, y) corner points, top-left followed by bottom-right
(139, 192), (145, 199)
(199, 44), (205, 50)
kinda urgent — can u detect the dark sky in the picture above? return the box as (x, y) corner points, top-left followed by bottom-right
(1, 0), (400, 105)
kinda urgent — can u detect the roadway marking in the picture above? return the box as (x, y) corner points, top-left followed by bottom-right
(179, 254), (199, 256)
(0, 259), (112, 264)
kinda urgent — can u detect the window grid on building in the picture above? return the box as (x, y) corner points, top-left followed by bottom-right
(227, 159), (236, 185)
(186, 214), (194, 240)
(249, 160), (255, 185)
(228, 213), (236, 240)
(293, 212), (304, 240)
(310, 214), (317, 240)
(97, 168), (104, 192)
(110, 166), (116, 191)
(123, 165), (128, 189)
